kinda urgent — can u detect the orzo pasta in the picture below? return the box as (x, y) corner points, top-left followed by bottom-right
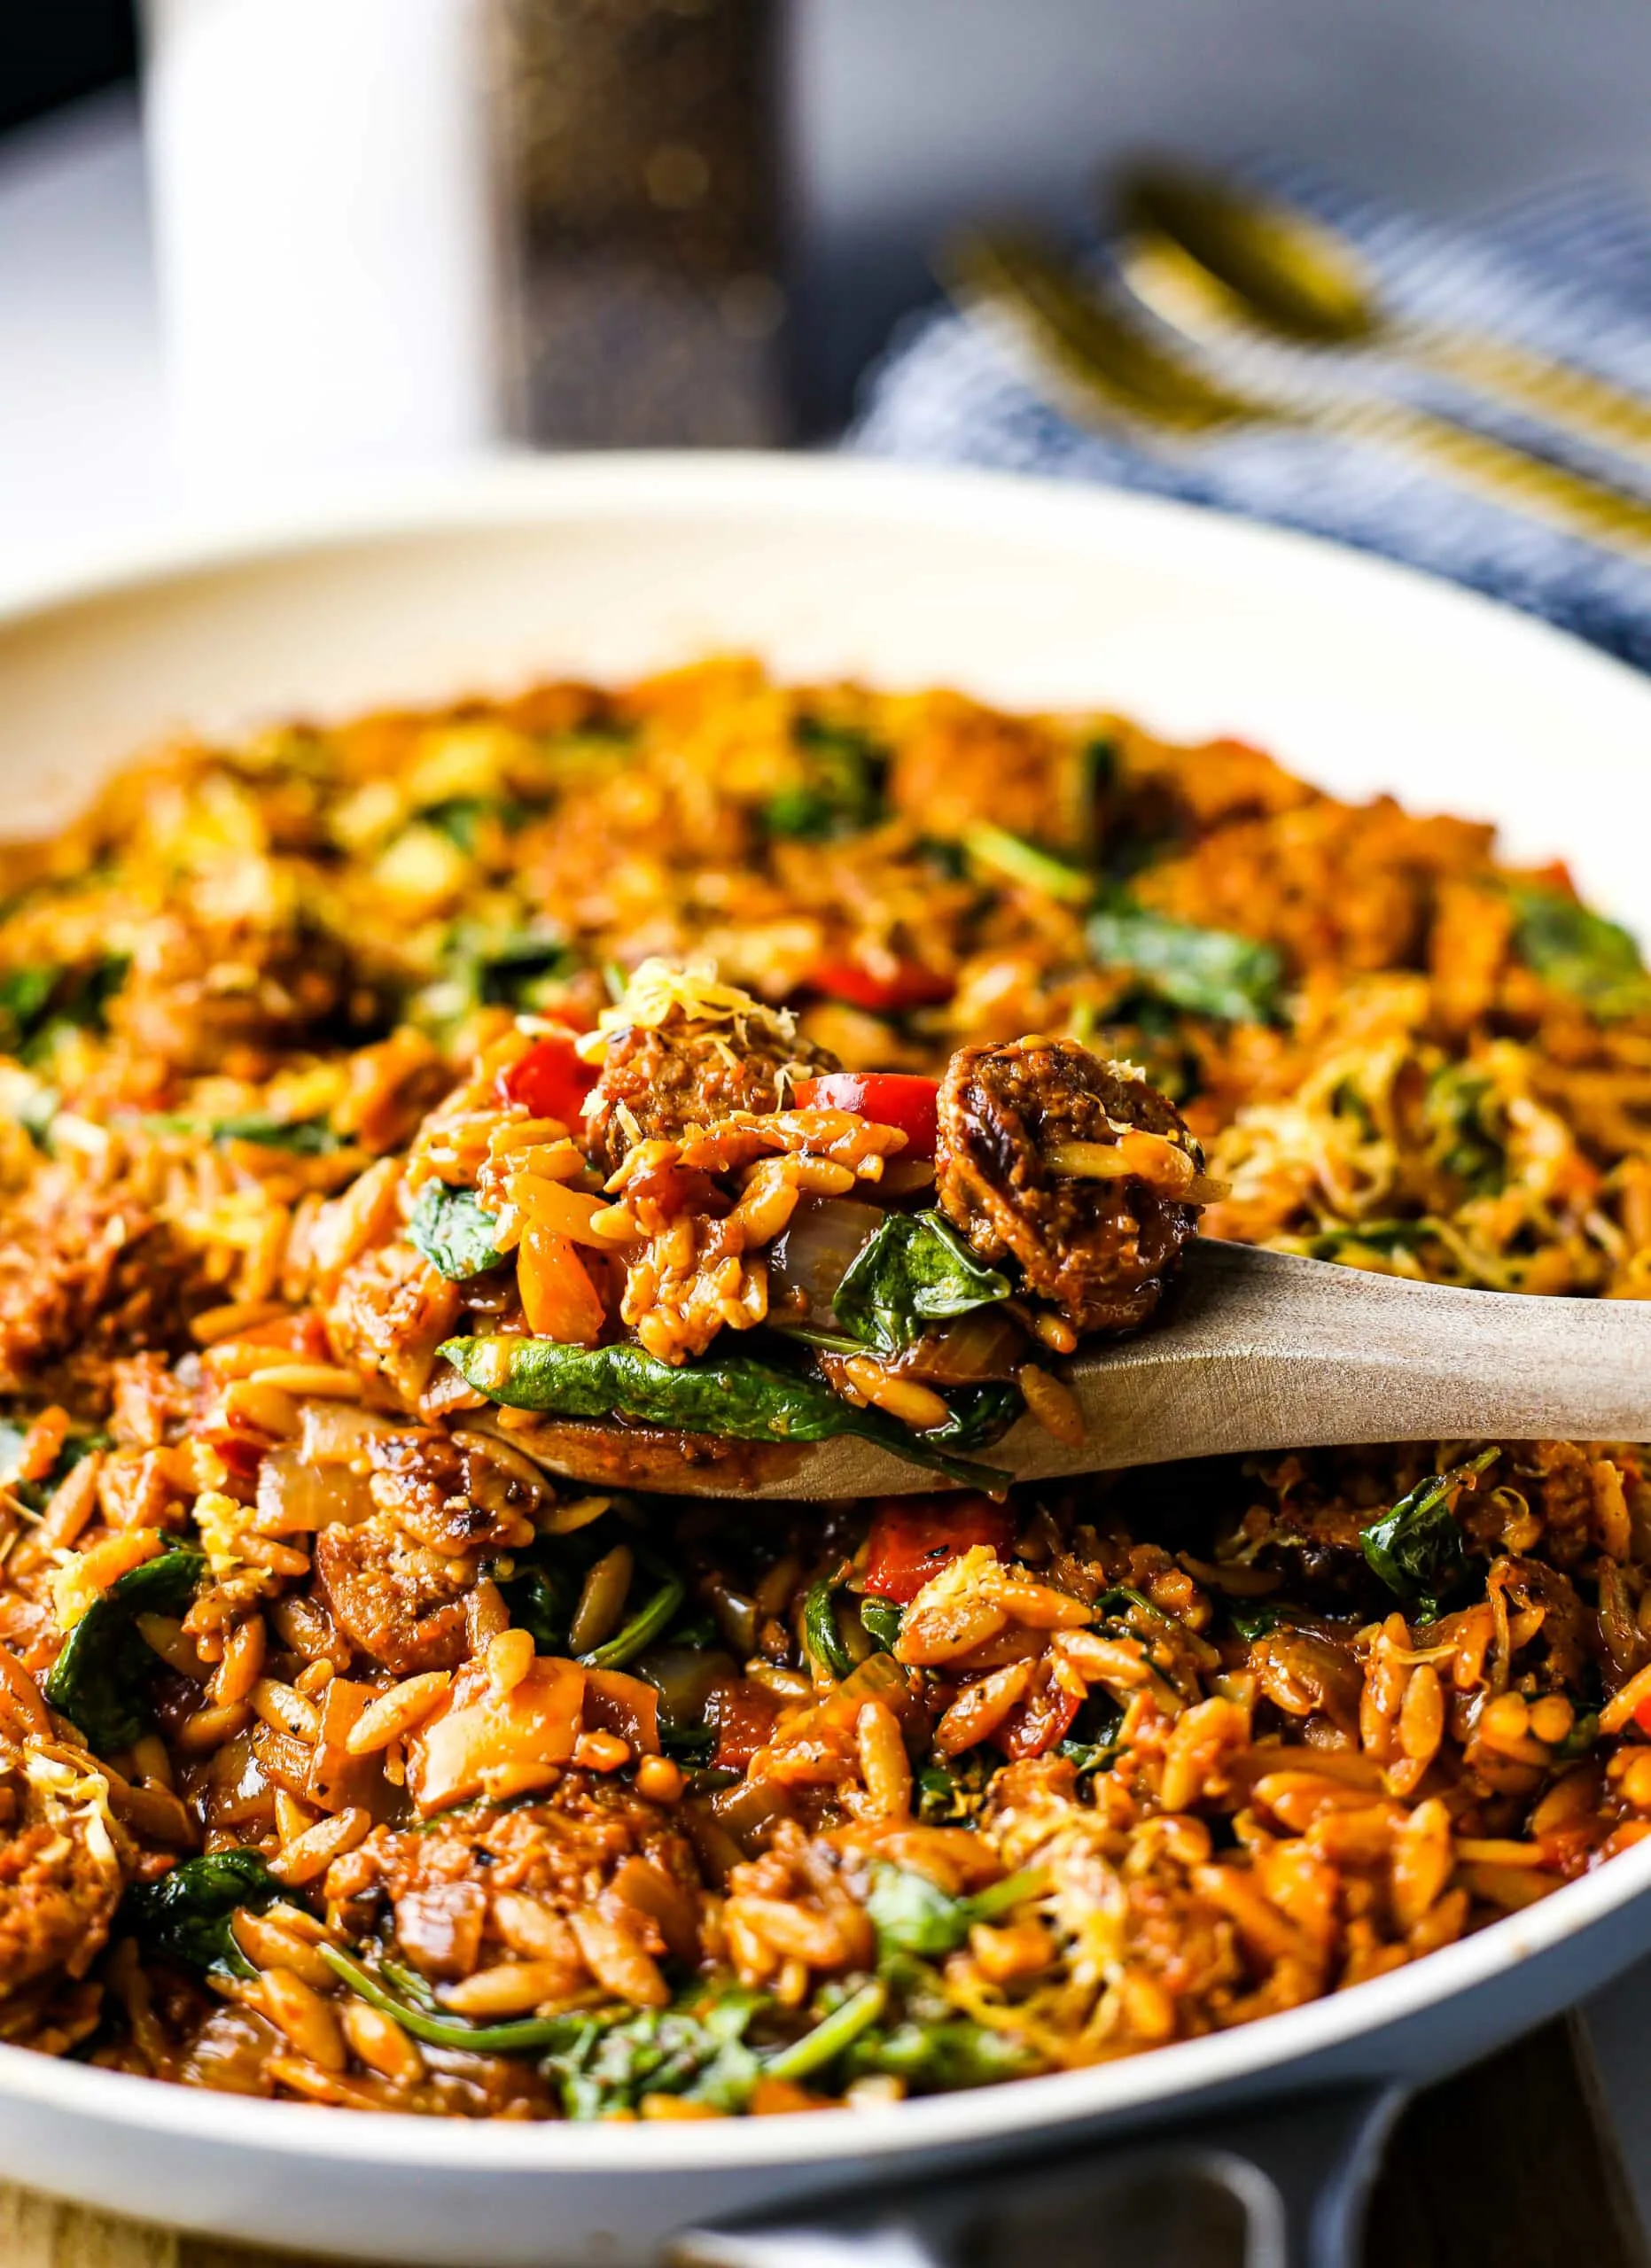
(0, 660), (1647, 2117)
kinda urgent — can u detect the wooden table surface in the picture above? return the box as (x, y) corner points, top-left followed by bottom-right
(7, 2017), (1645, 2268)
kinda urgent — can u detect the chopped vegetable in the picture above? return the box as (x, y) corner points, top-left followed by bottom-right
(498, 1033), (594, 1124)
(859, 1597), (903, 1652)
(580, 1562), (686, 1671)
(43, 1545), (208, 1753)
(123, 1849), (284, 1979)
(1511, 883), (1651, 1018)
(145, 1111), (343, 1153)
(761, 718), (888, 842)
(1359, 1449), (1499, 1619)
(407, 1182), (505, 1281)
(763, 1979), (887, 2082)
(803, 1574), (855, 1680)
(405, 1652), (585, 1815)
(962, 821), (1094, 906)
(0, 954), (128, 1063)
(803, 959), (955, 1014)
(440, 1336), (1015, 1488)
(792, 1071), (940, 1158)
(322, 1942), (588, 2054)
(863, 1495), (1016, 1605)
(1086, 890), (1284, 1023)
(443, 928), (582, 1015)
(548, 1986), (767, 2117)
(843, 2015), (1036, 2093)
(833, 1208), (1011, 1356)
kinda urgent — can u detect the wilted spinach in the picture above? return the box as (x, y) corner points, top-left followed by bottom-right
(1510, 884), (1650, 1019)
(548, 1988), (767, 2117)
(843, 2016), (1035, 2093)
(761, 718), (888, 842)
(322, 1942), (590, 2054)
(419, 796), (532, 854)
(803, 1574), (856, 1679)
(1226, 1603), (1287, 1643)
(1087, 890), (1284, 1024)
(147, 1110), (344, 1154)
(866, 1863), (1046, 1962)
(1056, 1692), (1128, 1775)
(408, 1181), (505, 1280)
(1359, 1449), (1499, 1619)
(123, 1849), (284, 1978)
(430, 927), (582, 1024)
(859, 1596), (904, 1653)
(43, 1544), (208, 1752)
(0, 954), (128, 1064)
(441, 1335), (1015, 1489)
(832, 1209), (1012, 1356)
(1422, 1066), (1506, 1197)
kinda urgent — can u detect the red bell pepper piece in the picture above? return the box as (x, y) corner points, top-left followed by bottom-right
(793, 1070), (940, 1159)
(498, 1033), (594, 1128)
(863, 1495), (1016, 1606)
(992, 1661), (1083, 1760)
(805, 959), (954, 1014)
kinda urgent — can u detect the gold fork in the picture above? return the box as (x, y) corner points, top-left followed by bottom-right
(946, 229), (1651, 564)
(1110, 159), (1651, 474)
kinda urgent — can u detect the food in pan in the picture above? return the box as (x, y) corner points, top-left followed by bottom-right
(0, 660), (1647, 2118)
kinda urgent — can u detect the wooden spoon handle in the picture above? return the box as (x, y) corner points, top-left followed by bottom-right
(1016, 1239), (1651, 1486)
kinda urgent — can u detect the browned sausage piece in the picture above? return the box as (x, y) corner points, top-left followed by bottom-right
(313, 1511), (473, 1674)
(585, 1014), (836, 1176)
(935, 1037), (1203, 1334)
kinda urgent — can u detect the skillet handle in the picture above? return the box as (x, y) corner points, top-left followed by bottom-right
(672, 2083), (1407, 2268)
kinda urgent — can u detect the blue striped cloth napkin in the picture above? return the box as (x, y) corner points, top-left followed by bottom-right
(849, 169), (1651, 670)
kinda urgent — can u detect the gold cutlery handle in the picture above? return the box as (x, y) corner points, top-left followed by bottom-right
(955, 232), (1651, 565)
(1413, 322), (1651, 470)
(1288, 372), (1651, 559)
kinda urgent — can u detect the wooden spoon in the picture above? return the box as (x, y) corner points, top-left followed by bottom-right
(494, 1239), (1651, 1500)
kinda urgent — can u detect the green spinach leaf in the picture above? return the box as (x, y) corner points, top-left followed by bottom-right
(1359, 1449), (1499, 1619)
(843, 2016), (1036, 2093)
(122, 1849), (284, 1978)
(866, 1863), (1046, 1962)
(803, 1575), (855, 1680)
(1056, 1692), (1128, 1775)
(420, 796), (532, 854)
(761, 718), (888, 842)
(440, 1336), (1014, 1490)
(859, 1596), (903, 1653)
(0, 954), (128, 1063)
(145, 1110), (343, 1154)
(1087, 891), (1284, 1023)
(43, 1546), (208, 1752)
(547, 1987), (767, 2117)
(1511, 884), (1650, 1019)
(1226, 1603), (1287, 1643)
(432, 927), (582, 1021)
(408, 1181), (505, 1280)
(832, 1209), (1012, 1356)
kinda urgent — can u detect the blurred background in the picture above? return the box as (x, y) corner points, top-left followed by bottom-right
(8, 0), (1651, 579)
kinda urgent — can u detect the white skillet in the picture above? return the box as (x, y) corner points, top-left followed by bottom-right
(0, 455), (1647, 2268)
